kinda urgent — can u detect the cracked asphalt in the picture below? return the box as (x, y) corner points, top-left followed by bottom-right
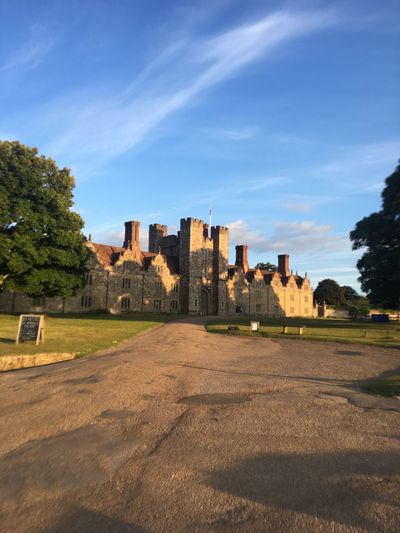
(1, 317), (399, 532)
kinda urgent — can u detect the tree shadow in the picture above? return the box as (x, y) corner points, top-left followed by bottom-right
(42, 506), (150, 533)
(206, 450), (400, 531)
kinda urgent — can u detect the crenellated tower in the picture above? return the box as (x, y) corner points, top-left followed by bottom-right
(149, 223), (167, 253)
(179, 218), (205, 314)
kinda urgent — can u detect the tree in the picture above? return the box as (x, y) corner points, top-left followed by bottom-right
(350, 161), (400, 309)
(255, 262), (277, 272)
(313, 278), (347, 306)
(0, 141), (89, 297)
(341, 285), (359, 301)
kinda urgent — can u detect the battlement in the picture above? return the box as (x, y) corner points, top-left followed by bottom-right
(211, 225), (229, 237)
(180, 217), (204, 226)
(151, 223), (167, 231)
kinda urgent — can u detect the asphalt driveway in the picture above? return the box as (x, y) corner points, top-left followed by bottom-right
(0, 318), (399, 532)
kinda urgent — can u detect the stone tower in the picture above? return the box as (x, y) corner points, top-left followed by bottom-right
(179, 218), (205, 314)
(149, 223), (167, 253)
(211, 225), (229, 314)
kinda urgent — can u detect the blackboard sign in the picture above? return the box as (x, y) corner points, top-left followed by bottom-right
(16, 315), (45, 345)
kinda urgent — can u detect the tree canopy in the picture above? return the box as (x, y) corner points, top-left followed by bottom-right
(313, 278), (347, 306)
(350, 161), (400, 309)
(255, 262), (277, 272)
(0, 141), (89, 297)
(341, 285), (359, 301)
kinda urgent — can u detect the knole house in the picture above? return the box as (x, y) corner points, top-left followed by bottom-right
(0, 217), (315, 317)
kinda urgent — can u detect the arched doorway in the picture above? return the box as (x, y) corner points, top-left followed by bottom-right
(201, 287), (211, 315)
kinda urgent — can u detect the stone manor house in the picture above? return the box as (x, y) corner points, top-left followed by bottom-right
(0, 218), (315, 317)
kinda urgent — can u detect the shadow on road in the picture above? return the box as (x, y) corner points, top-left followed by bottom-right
(207, 450), (400, 531)
(42, 506), (150, 533)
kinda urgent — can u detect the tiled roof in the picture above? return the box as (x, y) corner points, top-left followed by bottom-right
(90, 243), (125, 267)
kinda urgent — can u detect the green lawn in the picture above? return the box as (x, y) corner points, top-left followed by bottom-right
(365, 375), (400, 397)
(0, 313), (181, 358)
(206, 316), (400, 349)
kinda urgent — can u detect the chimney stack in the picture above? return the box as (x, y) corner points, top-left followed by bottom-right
(235, 245), (249, 273)
(278, 254), (290, 277)
(123, 220), (141, 260)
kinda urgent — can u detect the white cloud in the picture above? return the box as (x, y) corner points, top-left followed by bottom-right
(42, 8), (336, 176)
(284, 202), (313, 213)
(228, 219), (347, 255)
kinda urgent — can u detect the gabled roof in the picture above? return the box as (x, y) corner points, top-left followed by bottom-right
(89, 243), (180, 274)
(90, 243), (125, 267)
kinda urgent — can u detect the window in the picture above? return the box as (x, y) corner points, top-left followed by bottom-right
(171, 282), (179, 293)
(81, 295), (92, 308)
(85, 273), (93, 286)
(290, 294), (294, 301)
(170, 300), (178, 310)
(290, 307), (294, 313)
(256, 304), (261, 312)
(156, 265), (163, 273)
(304, 296), (309, 303)
(290, 282), (295, 289)
(256, 290), (261, 300)
(220, 301), (225, 309)
(122, 277), (131, 289)
(32, 296), (45, 307)
(305, 308), (308, 314)
(154, 299), (162, 310)
(155, 280), (163, 291)
(121, 297), (130, 310)
(194, 298), (198, 307)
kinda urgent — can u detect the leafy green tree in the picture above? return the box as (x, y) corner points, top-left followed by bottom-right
(313, 278), (347, 306)
(0, 141), (89, 297)
(341, 285), (359, 301)
(350, 161), (400, 309)
(255, 262), (277, 272)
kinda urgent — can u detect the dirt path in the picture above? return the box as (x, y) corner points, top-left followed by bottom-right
(0, 318), (399, 532)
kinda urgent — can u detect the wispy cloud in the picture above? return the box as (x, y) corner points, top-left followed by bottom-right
(228, 219), (347, 255)
(197, 126), (257, 141)
(42, 8), (336, 177)
(0, 25), (55, 72)
(314, 139), (400, 189)
(189, 175), (288, 205)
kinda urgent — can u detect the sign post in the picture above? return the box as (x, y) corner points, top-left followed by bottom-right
(16, 315), (45, 345)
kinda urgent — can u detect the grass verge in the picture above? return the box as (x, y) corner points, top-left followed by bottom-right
(0, 312), (181, 358)
(206, 316), (400, 349)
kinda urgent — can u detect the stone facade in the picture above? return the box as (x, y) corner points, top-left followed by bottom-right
(0, 217), (315, 317)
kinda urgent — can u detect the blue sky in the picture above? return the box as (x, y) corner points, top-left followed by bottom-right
(1, 0), (399, 291)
